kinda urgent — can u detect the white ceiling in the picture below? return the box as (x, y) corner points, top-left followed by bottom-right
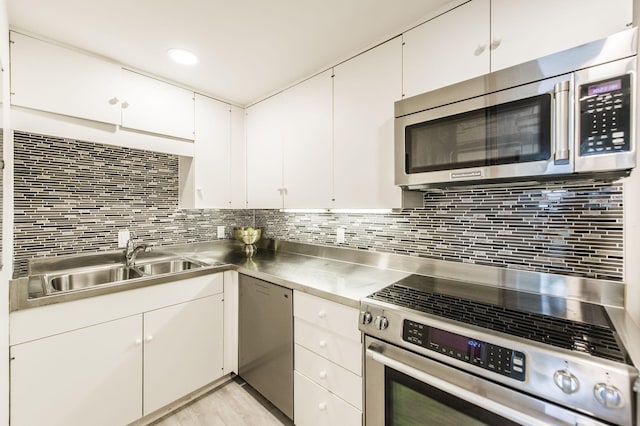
(7, 0), (454, 106)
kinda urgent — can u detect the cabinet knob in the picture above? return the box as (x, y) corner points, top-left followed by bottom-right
(319, 370), (328, 379)
(145, 335), (154, 343)
(474, 43), (487, 56)
(318, 402), (327, 411)
(490, 36), (502, 50)
(121, 101), (130, 109)
(317, 310), (327, 319)
(319, 340), (327, 348)
(134, 338), (142, 345)
(109, 97), (119, 105)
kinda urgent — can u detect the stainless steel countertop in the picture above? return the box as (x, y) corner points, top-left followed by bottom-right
(8, 238), (630, 312)
(167, 241), (410, 308)
(10, 239), (640, 369)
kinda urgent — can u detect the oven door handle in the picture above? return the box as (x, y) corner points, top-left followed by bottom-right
(367, 348), (551, 426)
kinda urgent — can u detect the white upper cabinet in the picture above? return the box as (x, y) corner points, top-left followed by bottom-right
(246, 93), (285, 209)
(10, 31), (121, 125)
(191, 94), (232, 208)
(402, 0), (632, 97)
(282, 69), (333, 208)
(490, 0), (632, 71)
(120, 69), (195, 140)
(182, 95), (245, 209)
(334, 37), (403, 208)
(402, 0), (490, 98)
(246, 70), (333, 209)
(230, 105), (247, 209)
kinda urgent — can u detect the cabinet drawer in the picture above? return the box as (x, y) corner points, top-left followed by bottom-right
(294, 291), (360, 341)
(294, 372), (361, 426)
(295, 319), (361, 375)
(295, 344), (362, 410)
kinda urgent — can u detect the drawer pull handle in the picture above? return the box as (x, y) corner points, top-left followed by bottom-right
(319, 370), (327, 379)
(317, 310), (327, 318)
(319, 340), (327, 348)
(318, 402), (327, 411)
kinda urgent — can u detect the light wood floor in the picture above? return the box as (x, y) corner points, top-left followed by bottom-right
(151, 376), (293, 426)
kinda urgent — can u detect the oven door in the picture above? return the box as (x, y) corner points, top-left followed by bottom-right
(364, 336), (609, 426)
(394, 75), (573, 188)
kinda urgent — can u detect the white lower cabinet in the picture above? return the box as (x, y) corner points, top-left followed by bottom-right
(294, 372), (362, 426)
(9, 273), (225, 426)
(10, 315), (143, 426)
(143, 294), (224, 415)
(293, 291), (363, 426)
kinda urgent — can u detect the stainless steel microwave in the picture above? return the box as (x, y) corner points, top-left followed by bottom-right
(395, 28), (637, 189)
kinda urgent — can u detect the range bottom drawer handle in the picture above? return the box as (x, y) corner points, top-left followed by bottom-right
(367, 348), (550, 426)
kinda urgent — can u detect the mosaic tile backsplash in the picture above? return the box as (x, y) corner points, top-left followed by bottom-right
(255, 180), (624, 280)
(13, 131), (624, 281)
(13, 132), (253, 278)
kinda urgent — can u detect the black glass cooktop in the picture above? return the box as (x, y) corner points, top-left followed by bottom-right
(369, 278), (629, 364)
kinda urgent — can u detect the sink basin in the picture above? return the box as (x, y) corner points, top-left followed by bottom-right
(48, 266), (144, 292)
(136, 258), (205, 275)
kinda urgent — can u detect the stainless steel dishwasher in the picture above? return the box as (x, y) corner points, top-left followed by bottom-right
(238, 274), (293, 419)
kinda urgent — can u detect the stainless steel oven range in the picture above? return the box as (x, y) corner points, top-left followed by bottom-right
(359, 275), (638, 425)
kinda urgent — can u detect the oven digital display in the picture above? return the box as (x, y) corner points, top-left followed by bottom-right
(587, 79), (622, 96)
(430, 328), (477, 353)
(402, 320), (526, 382)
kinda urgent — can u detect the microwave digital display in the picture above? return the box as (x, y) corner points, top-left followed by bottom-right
(587, 79), (622, 96)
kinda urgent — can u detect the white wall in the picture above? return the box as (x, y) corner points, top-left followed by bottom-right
(1, 0), (11, 423)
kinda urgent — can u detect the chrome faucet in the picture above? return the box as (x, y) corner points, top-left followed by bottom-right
(124, 239), (149, 266)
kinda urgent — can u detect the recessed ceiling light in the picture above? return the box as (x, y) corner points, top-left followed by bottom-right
(167, 48), (198, 65)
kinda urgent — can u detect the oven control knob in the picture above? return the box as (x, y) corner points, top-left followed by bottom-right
(360, 311), (373, 325)
(553, 370), (579, 394)
(374, 315), (389, 330)
(594, 383), (623, 408)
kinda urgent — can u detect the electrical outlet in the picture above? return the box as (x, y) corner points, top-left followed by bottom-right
(336, 228), (346, 244)
(217, 226), (225, 239)
(118, 229), (130, 248)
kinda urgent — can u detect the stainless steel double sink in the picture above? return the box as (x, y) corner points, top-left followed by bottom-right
(46, 258), (205, 293)
(27, 252), (214, 300)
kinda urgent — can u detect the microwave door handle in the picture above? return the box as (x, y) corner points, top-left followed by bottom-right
(554, 80), (570, 163)
(367, 348), (552, 426)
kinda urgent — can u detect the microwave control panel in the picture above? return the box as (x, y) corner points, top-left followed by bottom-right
(579, 74), (631, 156)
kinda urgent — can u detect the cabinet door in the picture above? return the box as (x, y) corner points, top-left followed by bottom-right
(334, 38), (403, 208)
(10, 31), (121, 125)
(143, 294), (224, 415)
(193, 94), (232, 208)
(120, 68), (195, 140)
(10, 315), (142, 426)
(491, 0), (632, 71)
(402, 0), (490, 98)
(230, 105), (247, 208)
(246, 94), (285, 209)
(281, 70), (333, 208)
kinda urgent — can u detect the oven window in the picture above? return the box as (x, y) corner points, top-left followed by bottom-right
(385, 367), (520, 426)
(405, 94), (552, 174)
